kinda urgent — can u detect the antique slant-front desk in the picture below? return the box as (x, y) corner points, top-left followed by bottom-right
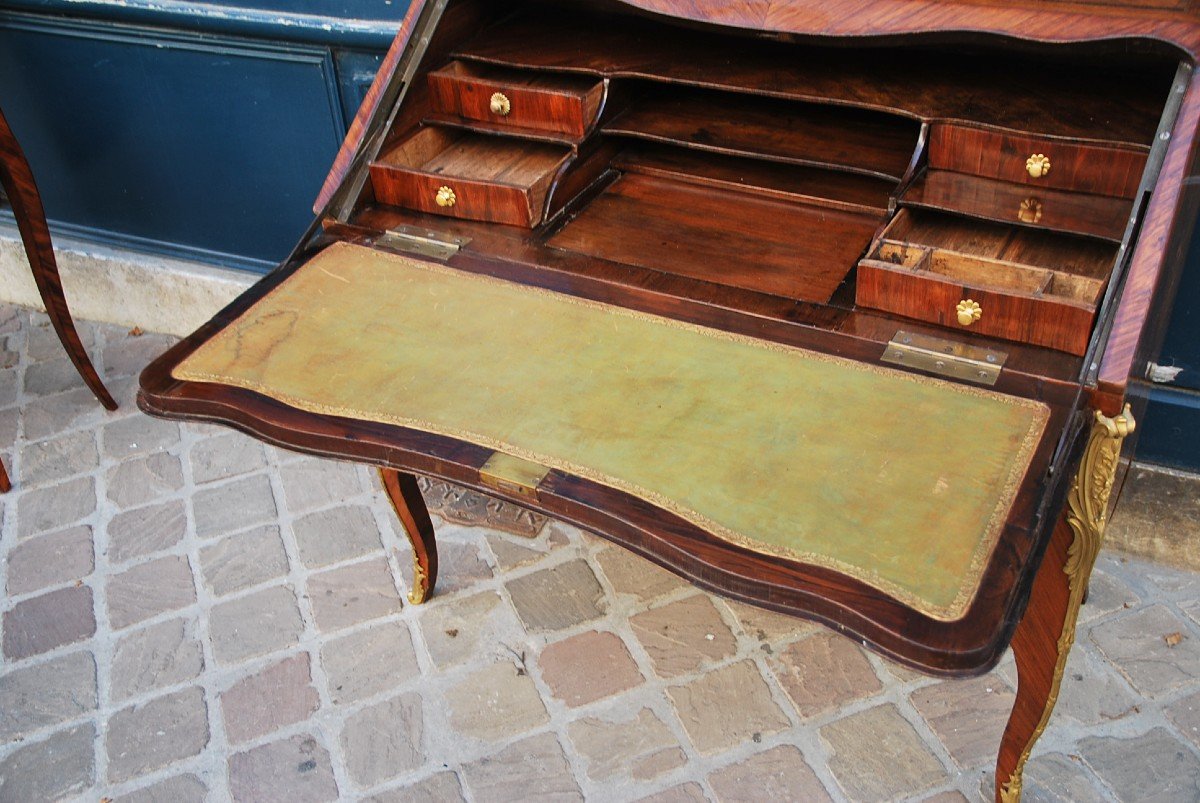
(139, 0), (1200, 798)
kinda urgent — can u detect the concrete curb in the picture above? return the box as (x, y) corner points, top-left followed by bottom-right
(0, 224), (255, 338)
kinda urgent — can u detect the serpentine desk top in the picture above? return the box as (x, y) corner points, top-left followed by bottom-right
(174, 242), (1048, 620)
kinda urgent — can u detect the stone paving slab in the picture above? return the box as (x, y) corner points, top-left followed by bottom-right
(0, 304), (1199, 801)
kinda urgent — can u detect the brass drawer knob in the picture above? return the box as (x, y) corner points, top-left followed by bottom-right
(1018, 197), (1043, 224)
(956, 299), (983, 327)
(489, 92), (511, 116)
(1026, 153), (1051, 178)
(435, 186), (456, 208)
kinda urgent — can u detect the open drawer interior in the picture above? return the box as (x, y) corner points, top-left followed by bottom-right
(370, 127), (573, 227)
(855, 209), (1118, 355)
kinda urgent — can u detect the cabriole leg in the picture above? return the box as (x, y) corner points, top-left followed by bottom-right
(995, 514), (1076, 801)
(995, 406), (1134, 802)
(0, 107), (117, 412)
(378, 468), (438, 604)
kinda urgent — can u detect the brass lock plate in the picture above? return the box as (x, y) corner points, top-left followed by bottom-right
(882, 331), (1007, 386)
(480, 452), (551, 499)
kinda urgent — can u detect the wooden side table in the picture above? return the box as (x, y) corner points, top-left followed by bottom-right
(0, 104), (117, 491)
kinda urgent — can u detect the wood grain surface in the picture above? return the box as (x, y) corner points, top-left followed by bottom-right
(588, 0), (1200, 51)
(994, 510), (1077, 801)
(455, 9), (1173, 142)
(370, 127), (571, 226)
(928, 124), (1148, 199)
(547, 173), (882, 301)
(614, 145), (893, 213)
(604, 88), (921, 180)
(902, 170), (1134, 241)
(857, 258), (1101, 354)
(427, 60), (605, 138)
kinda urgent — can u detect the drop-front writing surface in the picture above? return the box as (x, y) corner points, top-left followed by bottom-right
(173, 243), (1050, 620)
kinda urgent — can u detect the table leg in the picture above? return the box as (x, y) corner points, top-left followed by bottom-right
(995, 406), (1134, 801)
(0, 108), (117, 411)
(378, 468), (438, 604)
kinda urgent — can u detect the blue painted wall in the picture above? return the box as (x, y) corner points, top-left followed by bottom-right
(0, 1), (405, 270)
(0, 0), (1196, 469)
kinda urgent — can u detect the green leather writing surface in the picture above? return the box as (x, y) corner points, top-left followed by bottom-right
(175, 243), (1049, 619)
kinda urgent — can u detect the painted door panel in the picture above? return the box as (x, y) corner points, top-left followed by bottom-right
(0, 12), (366, 269)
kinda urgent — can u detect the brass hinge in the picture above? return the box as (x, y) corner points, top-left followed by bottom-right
(377, 225), (470, 260)
(479, 452), (550, 499)
(882, 331), (1007, 386)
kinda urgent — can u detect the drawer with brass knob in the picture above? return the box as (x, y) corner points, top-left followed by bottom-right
(928, 124), (1148, 199)
(369, 127), (572, 227)
(900, 170), (1134, 241)
(427, 60), (605, 139)
(855, 209), (1115, 355)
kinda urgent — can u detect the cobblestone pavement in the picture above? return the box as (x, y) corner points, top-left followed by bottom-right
(1, 304), (1199, 802)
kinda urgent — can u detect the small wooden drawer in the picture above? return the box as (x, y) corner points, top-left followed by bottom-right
(901, 170), (1134, 242)
(928, 124), (1148, 199)
(369, 127), (572, 227)
(427, 61), (605, 138)
(855, 210), (1116, 355)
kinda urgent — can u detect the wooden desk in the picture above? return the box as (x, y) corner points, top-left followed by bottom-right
(139, 2), (1200, 798)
